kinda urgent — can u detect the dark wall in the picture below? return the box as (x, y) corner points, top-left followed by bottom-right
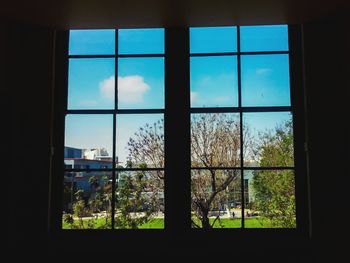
(6, 15), (349, 261)
(302, 16), (349, 261)
(6, 25), (54, 257)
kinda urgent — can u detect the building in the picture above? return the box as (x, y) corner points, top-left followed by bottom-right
(63, 147), (113, 210)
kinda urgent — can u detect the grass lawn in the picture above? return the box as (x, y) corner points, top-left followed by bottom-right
(62, 217), (272, 229)
(193, 218), (272, 228)
(138, 218), (164, 229)
(62, 217), (164, 229)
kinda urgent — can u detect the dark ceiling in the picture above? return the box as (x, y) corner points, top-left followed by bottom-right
(1, 0), (349, 29)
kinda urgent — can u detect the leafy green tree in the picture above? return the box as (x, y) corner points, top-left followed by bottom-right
(72, 189), (90, 228)
(88, 176), (99, 192)
(251, 120), (296, 228)
(88, 192), (103, 213)
(73, 200), (86, 228)
(62, 184), (73, 213)
(115, 166), (162, 229)
(63, 213), (74, 229)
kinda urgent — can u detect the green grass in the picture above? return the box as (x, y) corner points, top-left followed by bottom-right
(193, 218), (272, 228)
(244, 218), (272, 228)
(62, 217), (272, 229)
(138, 218), (164, 229)
(62, 217), (164, 229)
(62, 217), (111, 229)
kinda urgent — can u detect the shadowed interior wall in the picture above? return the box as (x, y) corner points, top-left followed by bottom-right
(7, 26), (54, 254)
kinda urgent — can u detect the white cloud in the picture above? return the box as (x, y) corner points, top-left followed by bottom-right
(256, 68), (272, 75)
(99, 76), (115, 99)
(99, 75), (150, 103)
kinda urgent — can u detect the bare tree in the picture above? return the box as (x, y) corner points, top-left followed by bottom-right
(127, 118), (164, 180)
(127, 120), (164, 169)
(190, 113), (244, 228)
(126, 113), (249, 228)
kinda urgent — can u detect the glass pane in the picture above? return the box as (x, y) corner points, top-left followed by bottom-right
(240, 25), (288, 52)
(115, 171), (164, 229)
(68, 58), (115, 109)
(65, 115), (113, 165)
(191, 169), (241, 228)
(190, 56), (238, 107)
(116, 114), (164, 168)
(118, 28), (164, 54)
(62, 171), (112, 229)
(244, 170), (296, 228)
(190, 26), (237, 53)
(191, 113), (241, 167)
(243, 112), (294, 167)
(69, 30), (115, 55)
(241, 54), (290, 106)
(118, 58), (164, 109)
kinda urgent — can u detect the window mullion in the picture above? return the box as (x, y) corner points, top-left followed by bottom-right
(164, 28), (191, 234)
(237, 26), (246, 228)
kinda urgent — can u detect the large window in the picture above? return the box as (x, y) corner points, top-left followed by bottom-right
(189, 25), (296, 228)
(62, 29), (165, 229)
(56, 25), (305, 231)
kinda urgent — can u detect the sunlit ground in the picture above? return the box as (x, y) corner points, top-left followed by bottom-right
(62, 217), (275, 229)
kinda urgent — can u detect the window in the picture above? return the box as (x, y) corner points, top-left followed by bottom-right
(62, 29), (165, 229)
(190, 25), (296, 228)
(53, 25), (307, 232)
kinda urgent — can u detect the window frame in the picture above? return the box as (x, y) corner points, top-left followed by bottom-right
(49, 25), (310, 239)
(189, 26), (298, 229)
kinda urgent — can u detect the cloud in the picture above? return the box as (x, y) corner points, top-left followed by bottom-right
(190, 91), (199, 103)
(99, 76), (115, 99)
(256, 68), (272, 75)
(99, 75), (150, 103)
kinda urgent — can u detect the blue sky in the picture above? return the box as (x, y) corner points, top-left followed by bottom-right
(66, 26), (291, 165)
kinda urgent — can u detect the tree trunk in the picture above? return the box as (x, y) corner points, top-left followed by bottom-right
(201, 213), (212, 229)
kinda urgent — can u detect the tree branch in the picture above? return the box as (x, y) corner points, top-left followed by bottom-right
(191, 219), (201, 229)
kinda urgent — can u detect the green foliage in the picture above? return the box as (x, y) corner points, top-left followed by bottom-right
(73, 200), (87, 228)
(115, 171), (161, 229)
(252, 120), (296, 228)
(88, 192), (103, 213)
(74, 189), (85, 201)
(258, 120), (294, 167)
(88, 176), (99, 189)
(62, 217), (161, 229)
(63, 213), (74, 228)
(62, 184), (72, 212)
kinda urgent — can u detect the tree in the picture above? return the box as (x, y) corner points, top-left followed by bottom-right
(73, 189), (87, 228)
(88, 176), (99, 192)
(63, 213), (74, 229)
(88, 175), (102, 213)
(62, 184), (73, 213)
(251, 120), (296, 227)
(127, 119), (164, 171)
(126, 113), (248, 228)
(190, 113), (245, 228)
(121, 120), (164, 228)
(115, 168), (162, 229)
